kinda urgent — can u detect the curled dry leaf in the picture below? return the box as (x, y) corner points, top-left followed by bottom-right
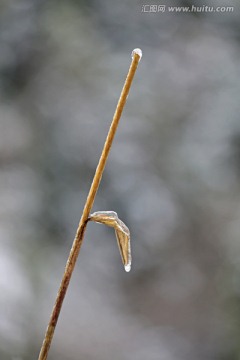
(89, 211), (131, 272)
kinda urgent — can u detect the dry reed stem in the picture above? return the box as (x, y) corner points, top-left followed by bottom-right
(38, 49), (142, 360)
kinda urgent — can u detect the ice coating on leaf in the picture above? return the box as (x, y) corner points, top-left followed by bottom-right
(131, 48), (142, 60)
(90, 211), (117, 225)
(123, 237), (131, 272)
(89, 211), (132, 272)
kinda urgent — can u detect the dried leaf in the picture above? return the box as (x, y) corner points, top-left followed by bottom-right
(89, 211), (131, 272)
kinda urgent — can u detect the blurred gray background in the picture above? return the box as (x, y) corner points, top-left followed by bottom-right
(1, 0), (240, 359)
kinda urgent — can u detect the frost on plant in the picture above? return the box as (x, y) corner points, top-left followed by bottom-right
(131, 48), (142, 60)
(89, 211), (132, 272)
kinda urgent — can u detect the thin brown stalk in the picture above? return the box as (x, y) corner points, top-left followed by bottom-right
(38, 49), (142, 360)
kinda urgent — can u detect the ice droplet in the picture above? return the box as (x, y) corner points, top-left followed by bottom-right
(124, 263), (131, 272)
(131, 48), (142, 61)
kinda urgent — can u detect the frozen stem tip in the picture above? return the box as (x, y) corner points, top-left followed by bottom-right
(131, 48), (142, 61)
(89, 211), (132, 272)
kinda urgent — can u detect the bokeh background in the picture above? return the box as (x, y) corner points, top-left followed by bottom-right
(1, 0), (240, 359)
